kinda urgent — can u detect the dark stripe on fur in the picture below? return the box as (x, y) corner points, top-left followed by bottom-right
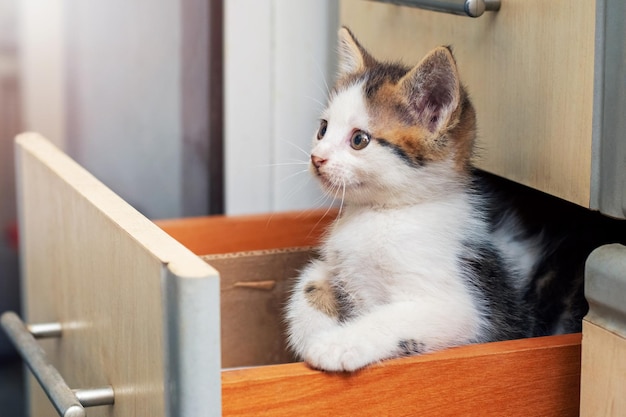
(523, 237), (588, 335)
(460, 241), (533, 342)
(332, 62), (409, 100)
(377, 138), (424, 167)
(397, 339), (426, 356)
(332, 280), (356, 323)
(364, 62), (409, 98)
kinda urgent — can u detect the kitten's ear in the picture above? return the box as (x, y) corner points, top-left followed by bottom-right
(401, 46), (461, 134)
(337, 27), (374, 76)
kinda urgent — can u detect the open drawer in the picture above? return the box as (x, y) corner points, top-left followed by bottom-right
(11, 133), (581, 416)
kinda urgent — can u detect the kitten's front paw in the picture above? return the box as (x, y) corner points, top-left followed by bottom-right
(304, 331), (374, 372)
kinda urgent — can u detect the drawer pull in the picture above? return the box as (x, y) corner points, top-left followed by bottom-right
(28, 321), (62, 339)
(0, 311), (115, 417)
(371, 0), (501, 17)
(234, 280), (277, 290)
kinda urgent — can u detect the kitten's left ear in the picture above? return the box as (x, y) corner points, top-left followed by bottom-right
(337, 27), (375, 76)
(401, 46), (461, 134)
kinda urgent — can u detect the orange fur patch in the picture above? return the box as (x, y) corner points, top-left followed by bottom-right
(367, 75), (476, 172)
(304, 280), (339, 318)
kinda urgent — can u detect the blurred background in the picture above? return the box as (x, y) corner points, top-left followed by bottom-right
(0, 0), (337, 414)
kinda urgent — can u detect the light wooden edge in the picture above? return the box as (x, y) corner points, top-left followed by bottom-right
(15, 132), (218, 279)
(580, 320), (626, 416)
(163, 269), (222, 416)
(156, 209), (338, 255)
(584, 243), (626, 337)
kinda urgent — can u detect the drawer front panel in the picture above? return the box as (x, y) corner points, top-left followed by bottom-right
(340, 0), (596, 207)
(16, 133), (220, 417)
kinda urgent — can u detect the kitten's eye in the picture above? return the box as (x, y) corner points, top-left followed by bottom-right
(350, 130), (371, 150)
(317, 120), (328, 140)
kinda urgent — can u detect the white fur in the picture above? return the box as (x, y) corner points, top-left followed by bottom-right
(286, 195), (487, 371)
(286, 83), (493, 371)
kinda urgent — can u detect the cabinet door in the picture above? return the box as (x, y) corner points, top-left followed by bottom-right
(15, 133), (220, 417)
(340, 0), (596, 208)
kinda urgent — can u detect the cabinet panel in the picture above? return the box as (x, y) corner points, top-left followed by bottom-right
(15, 133), (220, 417)
(340, 0), (596, 207)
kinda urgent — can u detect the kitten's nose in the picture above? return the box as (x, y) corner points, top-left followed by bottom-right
(311, 155), (327, 169)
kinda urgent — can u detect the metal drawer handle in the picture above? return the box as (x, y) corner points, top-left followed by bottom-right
(0, 312), (114, 417)
(370, 0), (501, 18)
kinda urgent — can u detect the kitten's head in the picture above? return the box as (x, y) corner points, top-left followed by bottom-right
(310, 27), (476, 207)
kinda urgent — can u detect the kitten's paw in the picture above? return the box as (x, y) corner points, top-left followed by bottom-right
(304, 332), (376, 372)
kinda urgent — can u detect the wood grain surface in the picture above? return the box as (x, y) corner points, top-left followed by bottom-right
(16, 133), (219, 417)
(222, 333), (582, 417)
(580, 320), (626, 416)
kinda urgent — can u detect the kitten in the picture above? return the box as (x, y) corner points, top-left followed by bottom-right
(284, 27), (608, 372)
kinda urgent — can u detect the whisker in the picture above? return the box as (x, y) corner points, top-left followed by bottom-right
(308, 188), (339, 239)
(311, 189), (333, 207)
(277, 177), (310, 210)
(315, 182), (341, 208)
(259, 161), (310, 168)
(279, 168), (309, 182)
(263, 170), (314, 228)
(312, 58), (332, 98)
(338, 180), (346, 218)
(304, 95), (327, 111)
(279, 139), (312, 159)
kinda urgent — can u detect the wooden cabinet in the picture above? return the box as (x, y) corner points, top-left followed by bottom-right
(340, 0), (625, 219)
(13, 133), (583, 416)
(10, 2), (625, 414)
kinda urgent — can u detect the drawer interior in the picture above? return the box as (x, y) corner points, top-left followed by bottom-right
(157, 209), (582, 415)
(203, 248), (314, 368)
(157, 210), (336, 368)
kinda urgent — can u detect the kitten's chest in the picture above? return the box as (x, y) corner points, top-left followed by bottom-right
(322, 204), (472, 296)
(325, 211), (402, 274)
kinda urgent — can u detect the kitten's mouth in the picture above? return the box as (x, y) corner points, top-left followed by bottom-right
(317, 174), (362, 193)
(316, 174), (336, 190)
(312, 164), (364, 194)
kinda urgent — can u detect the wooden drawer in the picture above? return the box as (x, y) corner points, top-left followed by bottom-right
(15, 133), (581, 416)
(340, 0), (605, 212)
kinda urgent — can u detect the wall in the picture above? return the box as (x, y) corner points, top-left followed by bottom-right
(19, 0), (338, 219)
(19, 0), (339, 218)
(225, 0), (338, 215)
(18, 0), (210, 220)
(17, 0), (66, 149)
